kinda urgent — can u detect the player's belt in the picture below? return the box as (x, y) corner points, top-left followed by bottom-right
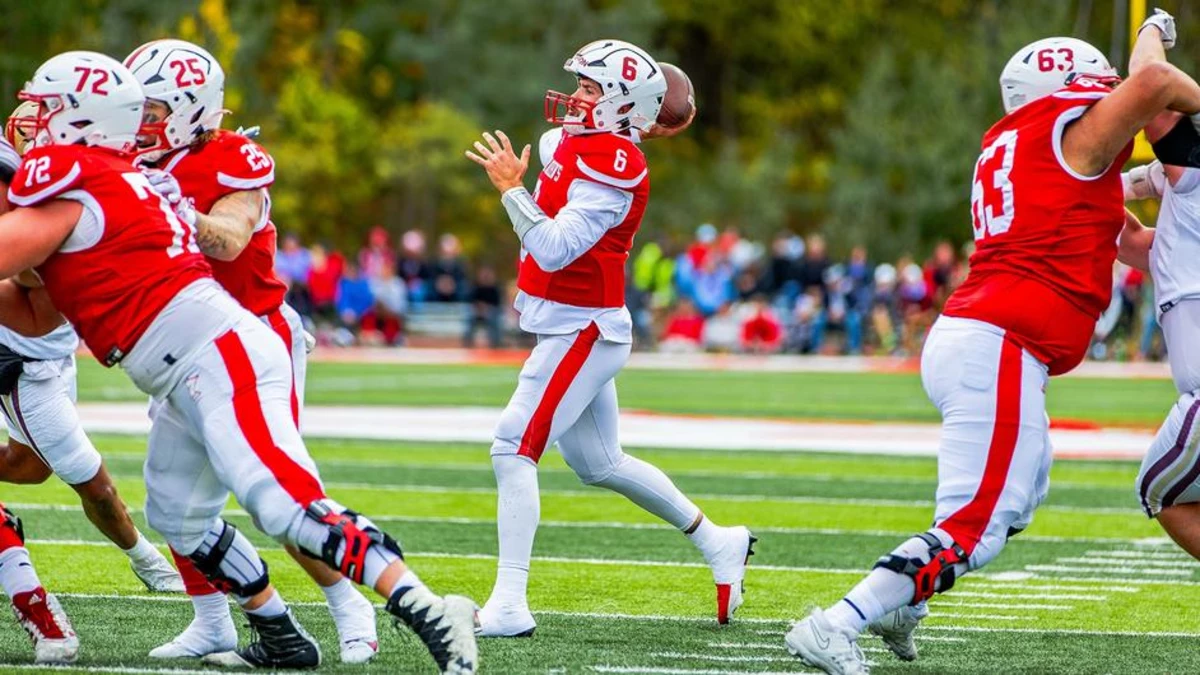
(104, 346), (125, 367)
(1161, 300), (1178, 315)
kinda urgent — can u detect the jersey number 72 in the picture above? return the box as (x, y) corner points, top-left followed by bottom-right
(970, 130), (1018, 240)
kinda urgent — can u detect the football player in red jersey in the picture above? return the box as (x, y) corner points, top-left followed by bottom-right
(0, 51), (477, 672)
(786, 12), (1200, 675)
(119, 39), (378, 665)
(467, 40), (754, 637)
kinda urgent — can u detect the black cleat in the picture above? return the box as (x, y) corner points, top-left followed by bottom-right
(202, 607), (321, 669)
(386, 586), (478, 674)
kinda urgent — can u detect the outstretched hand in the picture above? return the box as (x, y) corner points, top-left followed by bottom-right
(466, 130), (531, 193)
(643, 107), (697, 140)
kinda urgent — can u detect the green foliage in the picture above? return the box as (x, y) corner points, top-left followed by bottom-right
(1, 0), (1190, 262)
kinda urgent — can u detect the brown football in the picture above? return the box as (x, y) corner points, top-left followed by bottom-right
(657, 62), (695, 128)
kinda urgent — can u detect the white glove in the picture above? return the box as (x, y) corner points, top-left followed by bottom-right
(173, 196), (198, 227)
(235, 125), (261, 139)
(1122, 160), (1167, 201)
(142, 168), (183, 204)
(303, 329), (316, 353)
(1139, 8), (1176, 50)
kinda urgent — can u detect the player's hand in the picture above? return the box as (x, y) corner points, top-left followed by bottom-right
(643, 107), (696, 140)
(173, 195), (199, 227)
(141, 168), (183, 205)
(235, 125), (261, 139)
(1140, 8), (1176, 50)
(466, 130), (530, 193)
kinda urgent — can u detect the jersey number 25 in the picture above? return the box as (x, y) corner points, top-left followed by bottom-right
(970, 130), (1017, 240)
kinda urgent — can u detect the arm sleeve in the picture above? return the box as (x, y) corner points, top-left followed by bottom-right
(501, 180), (633, 272)
(1152, 116), (1200, 168)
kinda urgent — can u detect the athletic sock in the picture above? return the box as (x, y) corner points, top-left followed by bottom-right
(0, 547), (41, 597)
(490, 454), (539, 606)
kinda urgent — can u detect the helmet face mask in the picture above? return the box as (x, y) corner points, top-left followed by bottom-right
(16, 51), (145, 154)
(124, 39), (226, 162)
(544, 40), (666, 136)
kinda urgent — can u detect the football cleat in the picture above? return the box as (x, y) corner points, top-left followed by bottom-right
(11, 588), (79, 665)
(711, 525), (756, 625)
(202, 608), (320, 669)
(868, 602), (928, 661)
(149, 614), (238, 659)
(386, 586), (478, 674)
(785, 608), (870, 675)
(130, 549), (186, 593)
(328, 586), (379, 664)
(476, 600), (536, 638)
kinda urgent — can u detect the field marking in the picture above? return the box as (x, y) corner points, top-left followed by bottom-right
(3, 502), (1171, 546)
(934, 601), (1073, 611)
(1, 666), (214, 675)
(967, 578), (1141, 592)
(924, 625), (1200, 638)
(588, 662), (816, 667)
(1086, 549), (1193, 560)
(949, 590), (1105, 601)
(650, 652), (796, 663)
(708, 641), (787, 650)
(1056, 557), (1200, 568)
(754, 630), (968, 643)
(1023, 564), (1193, 577)
(926, 612), (1026, 621)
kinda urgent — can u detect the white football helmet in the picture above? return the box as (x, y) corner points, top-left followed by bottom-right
(999, 37), (1119, 113)
(7, 51), (144, 154)
(123, 39), (225, 161)
(545, 40), (666, 135)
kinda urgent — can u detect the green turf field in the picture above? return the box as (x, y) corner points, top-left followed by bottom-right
(75, 358), (1180, 426)
(6, 434), (1200, 673)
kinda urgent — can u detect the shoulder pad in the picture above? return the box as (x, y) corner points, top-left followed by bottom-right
(8, 146), (86, 207)
(570, 133), (647, 191)
(211, 130), (275, 190)
(539, 128), (564, 169)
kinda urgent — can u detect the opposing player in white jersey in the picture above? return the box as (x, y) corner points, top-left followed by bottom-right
(1120, 106), (1200, 562)
(2, 50), (477, 672)
(0, 112), (182, 594)
(466, 40), (754, 637)
(123, 39), (378, 664)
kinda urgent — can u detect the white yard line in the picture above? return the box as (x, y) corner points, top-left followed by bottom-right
(1056, 557), (1200, 568)
(590, 662), (816, 667)
(72, 402), (1157, 460)
(1023, 564), (1193, 577)
(649, 652), (797, 663)
(949, 591), (1106, 601)
(1085, 549), (1194, 560)
(926, 612), (1027, 621)
(934, 601), (1073, 611)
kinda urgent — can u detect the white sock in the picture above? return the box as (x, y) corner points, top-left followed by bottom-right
(685, 516), (724, 561)
(242, 589), (287, 618)
(189, 591), (233, 627)
(322, 577), (358, 607)
(826, 530), (965, 634)
(389, 570), (424, 597)
(592, 455), (700, 530)
(491, 454), (540, 606)
(121, 532), (160, 562)
(0, 547), (41, 597)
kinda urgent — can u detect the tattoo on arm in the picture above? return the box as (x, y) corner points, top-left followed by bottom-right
(195, 189), (265, 260)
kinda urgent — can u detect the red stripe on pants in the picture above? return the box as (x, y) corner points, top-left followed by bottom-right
(215, 330), (325, 506)
(265, 308), (299, 427)
(518, 323), (601, 463)
(938, 335), (1023, 556)
(171, 547), (219, 596)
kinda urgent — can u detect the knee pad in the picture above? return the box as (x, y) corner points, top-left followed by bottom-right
(188, 520), (270, 597)
(300, 500), (403, 584)
(873, 531), (967, 604)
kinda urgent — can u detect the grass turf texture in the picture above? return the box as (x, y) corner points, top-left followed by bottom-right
(4, 435), (1200, 673)
(73, 359), (1180, 426)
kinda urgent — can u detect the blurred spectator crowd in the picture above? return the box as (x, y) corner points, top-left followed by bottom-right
(278, 223), (1164, 361)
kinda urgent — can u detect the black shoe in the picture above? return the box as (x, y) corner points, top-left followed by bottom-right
(386, 586), (478, 674)
(202, 608), (321, 669)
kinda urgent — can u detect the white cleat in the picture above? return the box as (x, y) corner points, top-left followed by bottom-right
(785, 608), (870, 675)
(329, 585), (380, 664)
(476, 600), (536, 638)
(130, 549), (186, 593)
(149, 615), (238, 659)
(12, 589), (79, 665)
(709, 525), (756, 625)
(868, 602), (928, 661)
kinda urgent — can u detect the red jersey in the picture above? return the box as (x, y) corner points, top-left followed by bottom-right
(943, 80), (1133, 375)
(517, 132), (648, 308)
(161, 130), (287, 316)
(8, 145), (211, 366)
